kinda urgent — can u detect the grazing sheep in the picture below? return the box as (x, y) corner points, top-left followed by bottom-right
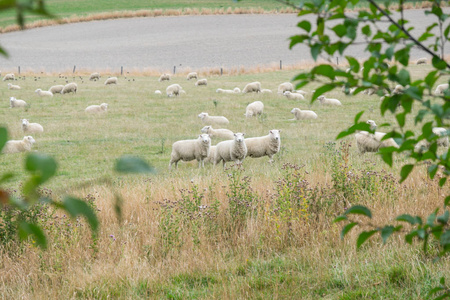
(392, 85), (404, 95)
(85, 103), (108, 113)
(89, 72), (100, 81)
(244, 130), (281, 163)
(416, 57), (427, 65)
(9, 97), (27, 108)
(435, 83), (449, 95)
(155, 90), (162, 95)
(187, 72), (198, 80)
(355, 120), (399, 154)
(48, 85), (64, 94)
(242, 82), (261, 93)
(2, 73), (14, 81)
(158, 73), (170, 82)
(104, 77), (118, 85)
(35, 88), (53, 97)
(414, 127), (449, 153)
(214, 133), (247, 167)
(290, 108), (318, 120)
(7, 83), (21, 90)
(21, 119), (43, 134)
(216, 87), (240, 94)
(245, 101), (264, 117)
(166, 84), (183, 97)
(233, 87), (241, 93)
(261, 89), (272, 93)
(198, 112), (229, 126)
(61, 82), (78, 94)
(284, 91), (305, 101)
(278, 82), (294, 94)
(201, 126), (234, 140)
(203, 145), (216, 164)
(2, 136), (35, 154)
(169, 134), (211, 169)
(195, 79), (207, 86)
(317, 95), (342, 106)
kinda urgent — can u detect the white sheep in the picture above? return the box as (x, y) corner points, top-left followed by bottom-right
(216, 87), (240, 94)
(242, 82), (261, 93)
(7, 83), (20, 90)
(48, 85), (64, 94)
(169, 134), (211, 169)
(158, 74), (170, 82)
(195, 79), (207, 86)
(233, 87), (241, 93)
(355, 120), (399, 154)
(61, 82), (78, 94)
(104, 77), (118, 85)
(21, 119), (44, 134)
(317, 95), (342, 106)
(278, 82), (294, 94)
(201, 126), (234, 140)
(363, 88), (376, 95)
(261, 89), (272, 93)
(89, 72), (100, 81)
(35, 88), (53, 97)
(245, 101), (264, 117)
(198, 112), (229, 126)
(2, 73), (14, 81)
(9, 97), (27, 108)
(416, 57), (427, 65)
(187, 72), (198, 80)
(392, 85), (404, 95)
(244, 130), (281, 163)
(85, 103), (108, 113)
(284, 91), (305, 101)
(166, 84), (183, 97)
(435, 83), (449, 95)
(414, 127), (449, 153)
(290, 108), (318, 120)
(294, 90), (308, 95)
(154, 90), (162, 95)
(2, 136), (35, 154)
(203, 145), (216, 164)
(214, 133), (247, 167)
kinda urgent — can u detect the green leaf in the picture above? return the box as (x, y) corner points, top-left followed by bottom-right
(312, 64), (335, 80)
(432, 56), (447, 70)
(311, 84), (336, 103)
(354, 111), (364, 124)
(361, 25), (371, 37)
(332, 24), (347, 37)
(341, 222), (358, 239)
(428, 164), (438, 179)
(397, 69), (410, 86)
(445, 196), (450, 207)
(356, 230), (377, 248)
(334, 215), (348, 223)
(439, 177), (447, 187)
(18, 221), (47, 249)
(115, 156), (155, 174)
(440, 230), (450, 247)
(25, 153), (57, 184)
(345, 205), (372, 218)
(0, 172), (14, 184)
(396, 214), (418, 225)
(380, 151), (393, 167)
(437, 210), (449, 225)
(0, 127), (7, 153)
(297, 20), (311, 33)
(311, 43), (321, 61)
(400, 164), (414, 183)
(63, 196), (99, 231)
(381, 226), (395, 244)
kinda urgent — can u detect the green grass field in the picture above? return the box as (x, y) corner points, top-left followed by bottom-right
(0, 66), (449, 298)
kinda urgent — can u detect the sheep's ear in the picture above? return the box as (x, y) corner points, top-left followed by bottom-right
(270, 130), (273, 134)
(279, 130), (281, 133)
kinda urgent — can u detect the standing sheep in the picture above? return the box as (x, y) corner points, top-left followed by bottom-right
(89, 72), (101, 81)
(10, 97), (27, 108)
(242, 82), (261, 93)
(245, 101), (264, 117)
(7, 83), (21, 90)
(355, 120), (399, 154)
(61, 82), (78, 94)
(195, 79), (207, 86)
(21, 119), (44, 134)
(244, 130), (281, 163)
(414, 127), (449, 153)
(317, 95), (342, 106)
(201, 126), (234, 140)
(435, 83), (449, 95)
(169, 134), (211, 169)
(104, 77), (118, 85)
(2, 136), (35, 154)
(158, 74), (170, 82)
(214, 133), (247, 168)
(290, 108), (318, 120)
(85, 103), (108, 113)
(278, 82), (294, 94)
(284, 91), (305, 101)
(48, 85), (64, 94)
(416, 57), (427, 65)
(166, 84), (183, 97)
(198, 112), (229, 126)
(35, 88), (53, 97)
(2, 73), (14, 81)
(187, 72), (198, 80)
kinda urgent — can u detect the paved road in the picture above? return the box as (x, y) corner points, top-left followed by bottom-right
(0, 10), (448, 73)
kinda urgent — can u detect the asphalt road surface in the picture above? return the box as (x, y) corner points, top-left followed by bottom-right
(0, 9), (448, 73)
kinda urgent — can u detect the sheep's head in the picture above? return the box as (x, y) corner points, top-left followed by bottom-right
(25, 136), (36, 145)
(100, 103), (108, 111)
(199, 134), (211, 144)
(9, 97), (15, 102)
(234, 88), (241, 93)
(291, 108), (299, 114)
(317, 95), (325, 102)
(269, 130), (281, 141)
(198, 112), (208, 119)
(201, 126), (211, 133)
(22, 119), (29, 126)
(366, 120), (377, 131)
(284, 91), (291, 96)
(234, 133), (245, 143)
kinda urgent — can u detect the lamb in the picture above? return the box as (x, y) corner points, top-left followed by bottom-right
(416, 57), (427, 65)
(21, 119), (44, 134)
(284, 91), (305, 101)
(355, 120), (399, 154)
(201, 126), (234, 140)
(7, 83), (21, 90)
(317, 95), (342, 106)
(244, 130), (281, 163)
(9, 97), (27, 108)
(2, 73), (14, 81)
(61, 82), (78, 94)
(214, 133), (247, 167)
(2, 136), (35, 154)
(166, 84), (183, 97)
(195, 79), (207, 86)
(216, 87), (240, 94)
(89, 72), (100, 81)
(35, 88), (53, 97)
(290, 108), (318, 120)
(198, 112), (229, 126)
(261, 89), (272, 93)
(85, 103), (108, 113)
(244, 101), (264, 117)
(48, 85), (64, 94)
(169, 134), (211, 169)
(104, 77), (118, 85)
(158, 74), (170, 82)
(435, 83), (449, 95)
(414, 127), (449, 153)
(186, 72), (198, 80)
(242, 82), (261, 93)
(154, 90), (162, 95)
(278, 82), (294, 94)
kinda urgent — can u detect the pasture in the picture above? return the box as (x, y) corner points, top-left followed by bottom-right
(0, 66), (449, 298)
